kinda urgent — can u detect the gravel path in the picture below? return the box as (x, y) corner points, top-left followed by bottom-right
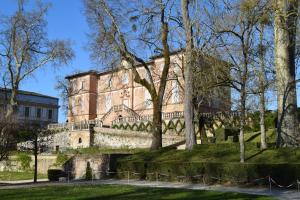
(0, 179), (299, 200)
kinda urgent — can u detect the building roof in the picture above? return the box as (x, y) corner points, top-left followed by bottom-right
(0, 88), (59, 100)
(65, 70), (98, 79)
(64, 50), (182, 80)
(64, 60), (155, 80)
(149, 49), (184, 59)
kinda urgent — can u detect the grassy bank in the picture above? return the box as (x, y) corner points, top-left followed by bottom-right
(120, 143), (300, 164)
(0, 184), (274, 200)
(0, 171), (47, 181)
(117, 144), (300, 186)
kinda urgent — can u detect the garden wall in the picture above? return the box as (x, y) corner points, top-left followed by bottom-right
(63, 154), (128, 179)
(0, 155), (57, 174)
(93, 127), (184, 149)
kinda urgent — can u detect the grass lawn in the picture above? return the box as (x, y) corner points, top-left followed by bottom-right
(0, 171), (47, 181)
(0, 184), (275, 200)
(121, 142), (300, 164)
(121, 128), (299, 164)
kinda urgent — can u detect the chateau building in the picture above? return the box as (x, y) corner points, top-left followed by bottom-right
(0, 88), (59, 126)
(66, 52), (230, 126)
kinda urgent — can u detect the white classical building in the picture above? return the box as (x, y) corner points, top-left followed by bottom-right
(0, 88), (59, 126)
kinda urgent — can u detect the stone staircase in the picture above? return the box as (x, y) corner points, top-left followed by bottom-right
(101, 104), (140, 125)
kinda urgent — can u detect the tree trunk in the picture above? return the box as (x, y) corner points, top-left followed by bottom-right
(259, 92), (267, 149)
(259, 25), (267, 150)
(34, 133), (38, 183)
(181, 0), (196, 150)
(240, 86), (246, 163)
(6, 86), (18, 119)
(149, 9), (171, 150)
(274, 0), (299, 147)
(151, 100), (163, 149)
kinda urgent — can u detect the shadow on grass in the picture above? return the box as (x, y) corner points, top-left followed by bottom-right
(0, 184), (274, 200)
(245, 149), (267, 162)
(246, 132), (261, 142)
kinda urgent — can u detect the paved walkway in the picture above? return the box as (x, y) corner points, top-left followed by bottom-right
(0, 179), (299, 200)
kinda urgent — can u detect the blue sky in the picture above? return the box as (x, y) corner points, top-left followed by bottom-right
(1, 0), (99, 122)
(1, 0), (299, 122)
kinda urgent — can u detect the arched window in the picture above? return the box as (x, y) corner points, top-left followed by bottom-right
(78, 138), (82, 144)
(118, 115), (123, 122)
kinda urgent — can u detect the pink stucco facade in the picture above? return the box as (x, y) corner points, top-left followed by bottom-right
(66, 53), (230, 125)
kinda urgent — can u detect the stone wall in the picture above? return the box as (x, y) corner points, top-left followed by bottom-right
(0, 155), (57, 174)
(93, 127), (184, 149)
(49, 127), (184, 151)
(63, 154), (128, 179)
(53, 130), (90, 151)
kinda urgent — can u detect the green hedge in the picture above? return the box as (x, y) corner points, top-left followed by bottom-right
(85, 162), (92, 180)
(116, 160), (300, 186)
(47, 169), (66, 181)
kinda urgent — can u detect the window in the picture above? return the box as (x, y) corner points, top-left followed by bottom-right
(144, 66), (152, 82)
(107, 77), (112, 88)
(48, 109), (53, 120)
(78, 138), (82, 144)
(77, 97), (83, 113)
(81, 81), (86, 90)
(174, 64), (181, 74)
(123, 99), (129, 107)
(122, 72), (129, 84)
(25, 107), (30, 118)
(36, 108), (41, 118)
(144, 89), (152, 108)
(71, 80), (77, 91)
(160, 63), (164, 72)
(171, 81), (180, 103)
(72, 97), (76, 114)
(105, 94), (112, 112)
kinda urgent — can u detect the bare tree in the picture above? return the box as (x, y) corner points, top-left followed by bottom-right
(84, 0), (178, 149)
(0, 0), (74, 119)
(274, 0), (299, 147)
(0, 113), (18, 161)
(0, 0), (73, 160)
(257, 13), (272, 149)
(192, 53), (231, 141)
(17, 124), (52, 183)
(210, 0), (265, 162)
(181, 0), (196, 149)
(55, 72), (84, 120)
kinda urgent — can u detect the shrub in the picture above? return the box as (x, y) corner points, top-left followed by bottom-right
(55, 153), (69, 166)
(85, 162), (93, 180)
(48, 169), (66, 181)
(16, 153), (32, 170)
